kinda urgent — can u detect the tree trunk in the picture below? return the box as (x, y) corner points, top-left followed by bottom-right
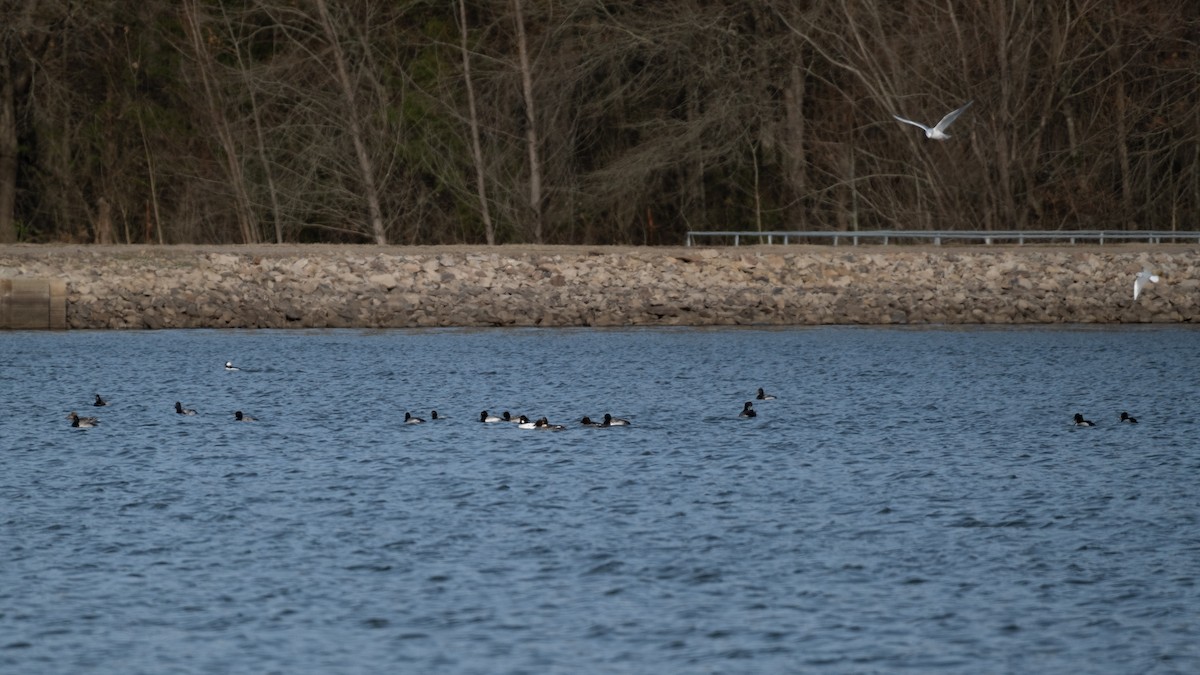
(182, 0), (259, 243)
(314, 0), (387, 245)
(0, 70), (17, 243)
(459, 0), (494, 245)
(1113, 60), (1134, 229)
(783, 61), (807, 228)
(222, 4), (284, 244)
(95, 197), (114, 244)
(512, 0), (544, 243)
(0, 15), (46, 244)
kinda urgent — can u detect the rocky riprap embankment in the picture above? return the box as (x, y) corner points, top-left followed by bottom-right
(0, 245), (1196, 328)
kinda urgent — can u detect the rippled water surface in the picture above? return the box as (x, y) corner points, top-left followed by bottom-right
(2, 326), (1198, 674)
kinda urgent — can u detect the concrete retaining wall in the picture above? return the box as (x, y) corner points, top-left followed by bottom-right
(0, 278), (67, 329)
(1, 244), (1197, 328)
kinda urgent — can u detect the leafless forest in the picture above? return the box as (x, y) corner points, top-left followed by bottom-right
(2, 1), (1198, 245)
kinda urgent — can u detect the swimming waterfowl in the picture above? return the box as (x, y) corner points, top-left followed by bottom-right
(518, 416), (539, 429)
(175, 401), (198, 415)
(601, 413), (630, 427)
(580, 416), (601, 427)
(224, 361), (240, 371)
(67, 411), (100, 428)
(431, 410), (441, 420)
(405, 412), (425, 424)
(739, 401), (757, 418)
(535, 417), (566, 431)
(1073, 413), (1095, 427)
(93, 394), (108, 407)
(234, 411), (257, 421)
(481, 410), (503, 423)
(756, 388), (775, 401)
(1119, 411), (1138, 424)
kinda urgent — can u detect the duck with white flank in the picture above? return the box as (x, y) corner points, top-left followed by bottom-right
(1073, 413), (1095, 427)
(224, 361), (240, 371)
(480, 410), (503, 423)
(404, 412), (425, 424)
(739, 401), (757, 418)
(534, 417), (566, 431)
(601, 413), (630, 427)
(67, 411), (100, 428)
(756, 388), (776, 401)
(1119, 412), (1138, 424)
(234, 411), (257, 422)
(175, 401), (198, 415)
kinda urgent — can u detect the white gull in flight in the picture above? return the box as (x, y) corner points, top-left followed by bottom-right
(1133, 269), (1159, 301)
(893, 101), (973, 140)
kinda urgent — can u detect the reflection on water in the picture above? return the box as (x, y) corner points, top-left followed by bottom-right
(2, 326), (1198, 673)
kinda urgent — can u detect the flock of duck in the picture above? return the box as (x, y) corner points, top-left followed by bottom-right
(65, 365), (1138, 432)
(67, 361), (777, 430)
(65, 361), (261, 428)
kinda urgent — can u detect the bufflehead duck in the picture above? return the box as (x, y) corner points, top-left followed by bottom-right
(224, 361), (240, 371)
(234, 411), (257, 421)
(1073, 413), (1095, 427)
(67, 411), (100, 428)
(175, 401), (198, 415)
(405, 412), (425, 424)
(601, 413), (630, 427)
(739, 401), (757, 418)
(93, 394), (108, 407)
(1119, 411), (1138, 424)
(756, 388), (776, 401)
(481, 410), (503, 423)
(580, 416), (601, 427)
(1133, 269), (1160, 301)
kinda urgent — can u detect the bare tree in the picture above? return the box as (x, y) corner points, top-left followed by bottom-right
(181, 0), (260, 243)
(313, 0), (387, 244)
(0, 3), (54, 242)
(511, 0), (545, 243)
(458, 0), (495, 245)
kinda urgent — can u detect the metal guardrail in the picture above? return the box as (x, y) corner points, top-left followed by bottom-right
(684, 230), (1200, 246)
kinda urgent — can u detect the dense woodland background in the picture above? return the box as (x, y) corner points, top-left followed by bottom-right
(1, 0), (1198, 245)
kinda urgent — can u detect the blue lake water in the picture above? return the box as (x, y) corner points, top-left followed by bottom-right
(1, 326), (1198, 674)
